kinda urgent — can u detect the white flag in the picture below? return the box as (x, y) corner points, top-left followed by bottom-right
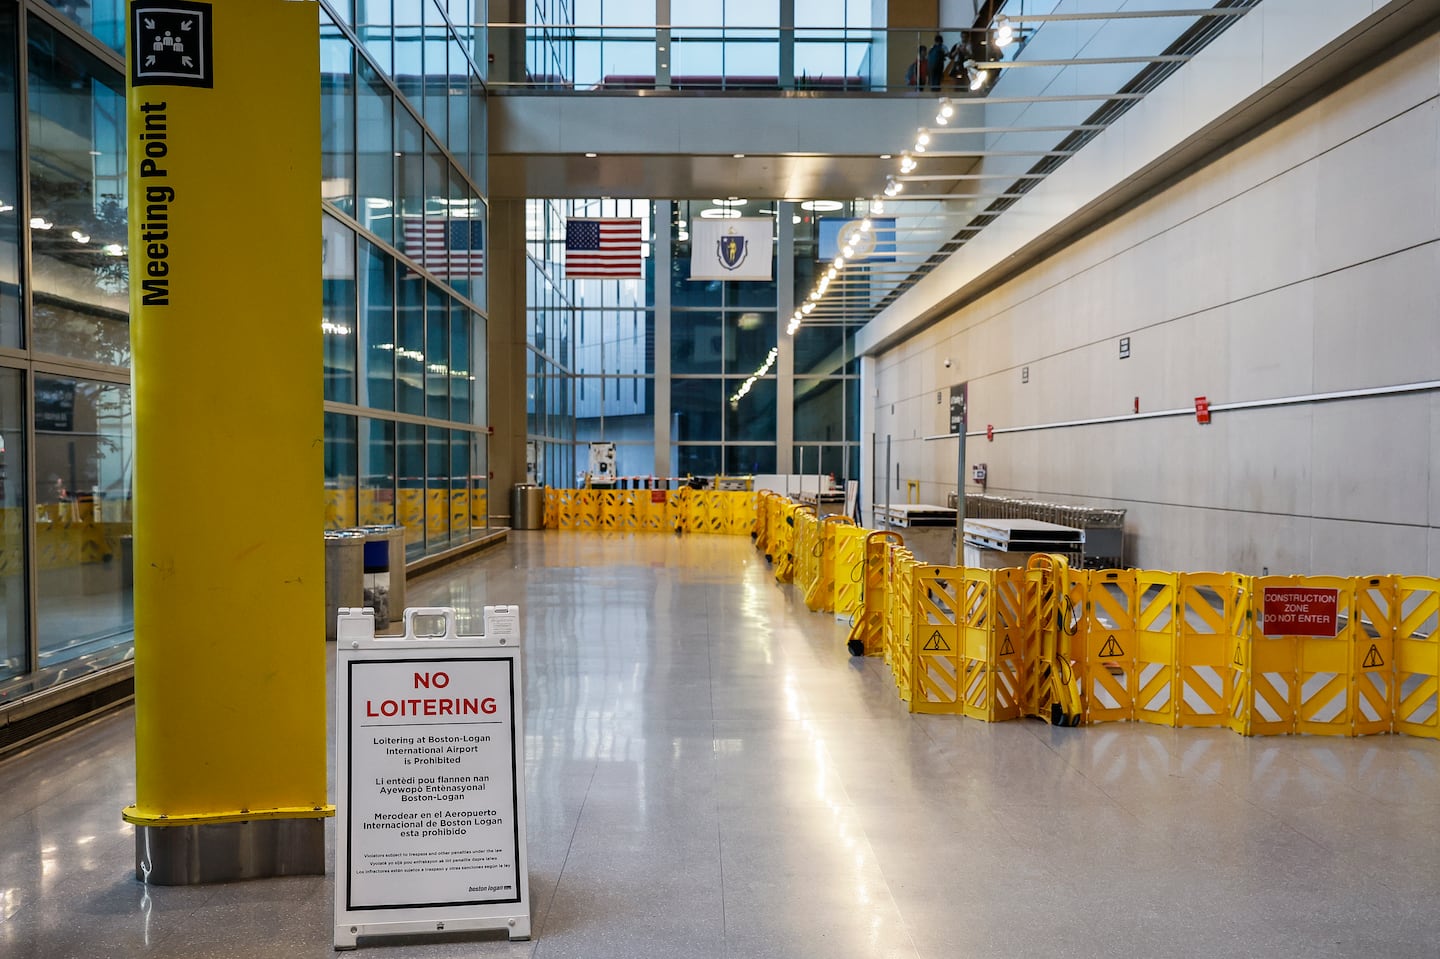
(690, 218), (773, 281)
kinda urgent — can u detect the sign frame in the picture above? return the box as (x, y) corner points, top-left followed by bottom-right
(334, 606), (530, 949)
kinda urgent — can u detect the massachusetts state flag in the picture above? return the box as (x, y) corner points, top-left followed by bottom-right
(403, 216), (484, 279)
(565, 218), (642, 279)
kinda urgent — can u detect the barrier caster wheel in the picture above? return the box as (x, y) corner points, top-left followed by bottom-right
(847, 639), (865, 658)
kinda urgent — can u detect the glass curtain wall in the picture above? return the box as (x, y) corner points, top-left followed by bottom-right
(520, 0), (875, 89)
(1, 7), (135, 694)
(2, 2), (489, 701)
(526, 196), (859, 485)
(525, 198), (654, 486)
(321, 2), (490, 561)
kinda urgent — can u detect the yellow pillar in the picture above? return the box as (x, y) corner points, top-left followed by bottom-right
(122, 0), (332, 882)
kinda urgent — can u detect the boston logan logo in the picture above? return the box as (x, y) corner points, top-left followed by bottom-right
(717, 228), (748, 272)
(132, 0), (214, 88)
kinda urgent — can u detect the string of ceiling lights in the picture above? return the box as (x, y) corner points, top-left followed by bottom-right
(785, 4), (1255, 335)
(786, 13), (1021, 338)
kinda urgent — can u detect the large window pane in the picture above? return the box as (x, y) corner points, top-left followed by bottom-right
(323, 213), (357, 403)
(794, 322), (856, 376)
(450, 431), (469, 538)
(470, 432), (488, 528)
(425, 285), (449, 418)
(359, 239), (394, 410)
(357, 0), (393, 73)
(0, 8), (20, 349)
(676, 445), (721, 477)
(427, 427), (450, 549)
(324, 412), (358, 529)
(0, 369), (27, 680)
(727, 311), (775, 373)
(320, 12), (356, 215)
(356, 60), (395, 243)
(671, 378), (722, 442)
(725, 445), (775, 475)
(450, 303), (471, 423)
(395, 272), (424, 414)
(397, 421), (424, 558)
(28, 18), (129, 366)
(724, 376), (775, 442)
(33, 376), (132, 669)
(672, 312), (723, 374)
(794, 377), (848, 442)
(422, 5), (448, 142)
(360, 417), (396, 525)
(41, 0), (123, 53)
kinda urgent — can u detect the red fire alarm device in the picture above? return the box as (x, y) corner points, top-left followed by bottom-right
(986, 424), (994, 441)
(1195, 396), (1211, 425)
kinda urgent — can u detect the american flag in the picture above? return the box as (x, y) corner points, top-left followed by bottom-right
(565, 218), (642, 279)
(402, 216), (484, 278)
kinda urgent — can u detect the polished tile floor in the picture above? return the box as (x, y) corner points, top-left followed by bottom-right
(4, 532), (1440, 958)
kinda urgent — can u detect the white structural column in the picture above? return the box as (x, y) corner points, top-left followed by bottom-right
(776, 201), (795, 469)
(653, 200), (673, 478)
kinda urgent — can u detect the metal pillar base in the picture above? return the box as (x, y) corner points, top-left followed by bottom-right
(134, 818), (325, 885)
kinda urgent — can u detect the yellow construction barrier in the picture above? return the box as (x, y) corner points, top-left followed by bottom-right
(910, 566), (962, 714)
(793, 509), (820, 595)
(887, 547), (918, 703)
(747, 501), (1440, 740)
(803, 516), (854, 613)
(958, 567), (1025, 722)
(833, 525), (868, 624)
(1080, 569), (1137, 725)
(845, 530), (902, 657)
(1395, 576), (1440, 739)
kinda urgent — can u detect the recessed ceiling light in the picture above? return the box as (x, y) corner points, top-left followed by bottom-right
(585, 152), (597, 158)
(880, 154), (892, 159)
(800, 200), (844, 212)
(711, 198), (747, 206)
(733, 153), (745, 158)
(699, 208), (741, 219)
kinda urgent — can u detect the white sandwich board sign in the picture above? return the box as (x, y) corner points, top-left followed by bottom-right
(334, 606), (530, 949)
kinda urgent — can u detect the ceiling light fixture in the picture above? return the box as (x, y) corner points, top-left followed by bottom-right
(995, 15), (1015, 48)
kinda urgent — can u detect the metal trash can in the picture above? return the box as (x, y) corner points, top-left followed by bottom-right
(323, 530), (366, 641)
(356, 525), (406, 625)
(511, 484), (544, 530)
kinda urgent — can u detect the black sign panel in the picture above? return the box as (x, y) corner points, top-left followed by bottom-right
(132, 1), (214, 88)
(34, 377), (75, 433)
(948, 382), (967, 435)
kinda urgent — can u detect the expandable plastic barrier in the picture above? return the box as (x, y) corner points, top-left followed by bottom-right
(804, 516), (855, 613)
(754, 513), (1440, 738)
(1395, 577), (1440, 739)
(534, 488), (755, 535)
(833, 525), (868, 623)
(793, 510), (820, 595)
(911, 566), (962, 714)
(845, 531), (902, 657)
(960, 567), (1026, 723)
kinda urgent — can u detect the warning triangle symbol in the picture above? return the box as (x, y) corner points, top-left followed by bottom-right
(998, 637), (1015, 656)
(1233, 643), (1244, 667)
(1362, 644), (1385, 669)
(1098, 635), (1124, 658)
(923, 631), (951, 652)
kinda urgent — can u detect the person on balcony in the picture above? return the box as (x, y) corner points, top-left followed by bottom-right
(927, 34), (946, 91)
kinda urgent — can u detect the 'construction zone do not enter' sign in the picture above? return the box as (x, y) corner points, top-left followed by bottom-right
(1261, 587), (1339, 637)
